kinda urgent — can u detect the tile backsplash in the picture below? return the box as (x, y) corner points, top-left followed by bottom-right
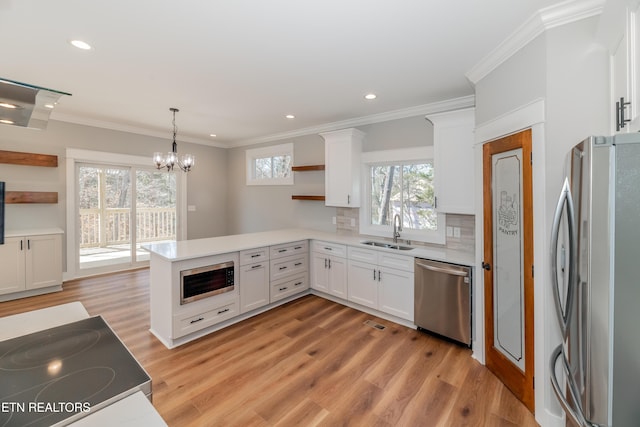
(335, 208), (474, 252)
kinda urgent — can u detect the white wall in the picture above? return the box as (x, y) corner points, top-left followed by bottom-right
(474, 16), (609, 427)
(0, 119), (228, 273)
(225, 115), (434, 235)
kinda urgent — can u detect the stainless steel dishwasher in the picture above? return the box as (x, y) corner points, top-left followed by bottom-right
(414, 258), (472, 347)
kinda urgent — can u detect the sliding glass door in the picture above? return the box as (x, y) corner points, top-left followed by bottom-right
(77, 163), (176, 273)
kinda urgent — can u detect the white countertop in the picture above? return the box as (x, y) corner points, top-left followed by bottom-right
(142, 228), (475, 266)
(68, 391), (167, 427)
(4, 227), (64, 237)
(0, 302), (89, 341)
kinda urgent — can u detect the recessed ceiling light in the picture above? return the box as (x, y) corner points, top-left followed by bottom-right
(0, 119), (15, 124)
(44, 104), (55, 109)
(0, 102), (18, 109)
(364, 93), (377, 100)
(70, 40), (92, 50)
(209, 134), (217, 138)
(285, 114), (295, 119)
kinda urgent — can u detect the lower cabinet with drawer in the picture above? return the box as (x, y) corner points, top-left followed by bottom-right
(271, 273), (309, 302)
(269, 242), (309, 303)
(239, 247), (270, 313)
(172, 300), (239, 339)
(347, 246), (414, 321)
(310, 240), (347, 298)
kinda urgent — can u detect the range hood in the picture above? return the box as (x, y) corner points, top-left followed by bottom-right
(0, 78), (71, 130)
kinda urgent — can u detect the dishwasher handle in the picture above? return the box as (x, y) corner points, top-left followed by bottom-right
(415, 260), (468, 277)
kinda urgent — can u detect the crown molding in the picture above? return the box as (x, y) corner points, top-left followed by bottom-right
(50, 112), (228, 148)
(51, 95), (476, 149)
(232, 95), (476, 147)
(466, 0), (606, 85)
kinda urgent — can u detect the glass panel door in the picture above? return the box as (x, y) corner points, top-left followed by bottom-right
(135, 169), (176, 262)
(78, 164), (132, 270)
(492, 148), (525, 371)
(77, 164), (177, 272)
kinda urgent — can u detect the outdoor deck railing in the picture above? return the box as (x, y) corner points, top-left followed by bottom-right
(79, 207), (176, 248)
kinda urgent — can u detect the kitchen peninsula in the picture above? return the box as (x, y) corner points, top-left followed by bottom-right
(143, 228), (474, 349)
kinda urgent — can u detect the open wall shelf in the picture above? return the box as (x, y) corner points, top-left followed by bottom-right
(291, 165), (325, 201)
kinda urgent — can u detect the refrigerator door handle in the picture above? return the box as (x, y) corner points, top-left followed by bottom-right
(551, 178), (577, 338)
(550, 345), (601, 427)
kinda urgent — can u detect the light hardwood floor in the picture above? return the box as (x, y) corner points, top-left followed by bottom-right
(0, 269), (539, 427)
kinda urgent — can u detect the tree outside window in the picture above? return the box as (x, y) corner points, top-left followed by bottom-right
(370, 162), (436, 231)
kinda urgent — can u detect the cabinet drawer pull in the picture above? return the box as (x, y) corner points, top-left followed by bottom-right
(218, 308), (230, 315)
(279, 286), (288, 291)
(324, 247), (333, 251)
(378, 270), (381, 281)
(279, 266), (287, 271)
(278, 249), (287, 253)
(20, 240), (23, 251)
(373, 269), (376, 280)
(328, 259), (332, 269)
(190, 317), (204, 324)
(294, 281), (303, 286)
(251, 264), (262, 269)
(294, 246), (302, 250)
(251, 254), (261, 258)
(294, 262), (302, 266)
(27, 240), (30, 250)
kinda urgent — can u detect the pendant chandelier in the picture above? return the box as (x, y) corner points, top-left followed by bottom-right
(153, 108), (194, 172)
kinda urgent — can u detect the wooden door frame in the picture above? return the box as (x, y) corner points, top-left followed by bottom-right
(482, 128), (535, 412)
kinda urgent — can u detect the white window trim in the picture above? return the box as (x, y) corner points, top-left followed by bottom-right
(245, 143), (294, 186)
(360, 147), (446, 245)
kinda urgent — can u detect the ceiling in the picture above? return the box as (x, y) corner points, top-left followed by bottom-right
(0, 0), (570, 148)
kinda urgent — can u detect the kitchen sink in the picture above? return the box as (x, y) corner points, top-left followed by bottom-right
(361, 241), (414, 251)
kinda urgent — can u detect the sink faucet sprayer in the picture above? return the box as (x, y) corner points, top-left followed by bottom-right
(393, 214), (402, 243)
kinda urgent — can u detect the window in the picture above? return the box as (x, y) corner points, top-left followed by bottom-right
(246, 143), (293, 185)
(361, 148), (445, 244)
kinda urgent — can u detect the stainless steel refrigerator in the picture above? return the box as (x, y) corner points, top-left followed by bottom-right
(550, 133), (640, 426)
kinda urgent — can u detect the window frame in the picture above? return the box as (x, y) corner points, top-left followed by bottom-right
(245, 143), (294, 186)
(360, 147), (446, 245)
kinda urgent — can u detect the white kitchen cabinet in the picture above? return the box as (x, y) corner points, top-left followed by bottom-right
(269, 240), (309, 302)
(320, 128), (365, 207)
(271, 273), (308, 302)
(426, 108), (475, 214)
(239, 246), (270, 313)
(310, 240), (347, 298)
(378, 265), (414, 321)
(0, 232), (63, 297)
(346, 246), (414, 321)
(603, 0), (640, 133)
(347, 259), (378, 309)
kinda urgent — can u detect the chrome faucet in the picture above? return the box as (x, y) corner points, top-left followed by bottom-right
(393, 214), (402, 243)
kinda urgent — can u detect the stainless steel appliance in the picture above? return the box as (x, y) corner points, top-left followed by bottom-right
(550, 134), (640, 426)
(180, 260), (234, 304)
(414, 258), (472, 346)
(0, 316), (151, 426)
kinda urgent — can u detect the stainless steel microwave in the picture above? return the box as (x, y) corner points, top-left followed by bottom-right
(180, 261), (234, 305)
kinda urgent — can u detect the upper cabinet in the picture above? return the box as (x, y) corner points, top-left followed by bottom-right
(426, 108), (476, 215)
(320, 128), (365, 207)
(601, 0), (640, 133)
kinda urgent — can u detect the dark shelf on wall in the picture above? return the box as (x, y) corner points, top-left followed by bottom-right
(291, 195), (325, 201)
(0, 150), (58, 167)
(291, 165), (325, 201)
(5, 191), (59, 204)
(291, 165), (325, 172)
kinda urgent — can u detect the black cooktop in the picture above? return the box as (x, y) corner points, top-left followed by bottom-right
(0, 316), (151, 427)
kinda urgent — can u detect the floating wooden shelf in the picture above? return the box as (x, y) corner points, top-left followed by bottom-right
(291, 195), (325, 201)
(5, 191), (58, 204)
(292, 165), (325, 171)
(0, 150), (58, 167)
